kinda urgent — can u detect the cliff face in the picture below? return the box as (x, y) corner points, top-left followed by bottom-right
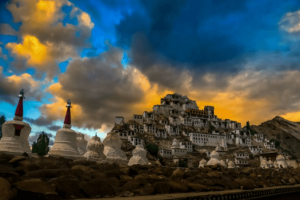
(250, 116), (300, 158)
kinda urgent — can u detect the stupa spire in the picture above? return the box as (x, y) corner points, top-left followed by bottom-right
(14, 89), (25, 120)
(63, 99), (72, 126)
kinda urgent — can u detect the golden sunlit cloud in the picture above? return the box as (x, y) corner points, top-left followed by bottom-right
(6, 35), (51, 66)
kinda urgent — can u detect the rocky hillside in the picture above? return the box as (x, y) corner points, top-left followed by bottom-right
(0, 153), (300, 199)
(251, 116), (300, 158)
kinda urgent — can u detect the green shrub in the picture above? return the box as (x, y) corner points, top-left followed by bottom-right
(31, 142), (38, 153)
(178, 159), (187, 168)
(35, 132), (50, 156)
(145, 143), (159, 156)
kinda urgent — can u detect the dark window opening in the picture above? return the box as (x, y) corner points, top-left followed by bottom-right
(15, 129), (21, 136)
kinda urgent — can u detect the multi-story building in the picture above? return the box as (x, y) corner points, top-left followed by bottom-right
(165, 124), (180, 136)
(264, 139), (276, 150)
(171, 139), (187, 157)
(189, 132), (226, 147)
(132, 114), (143, 124)
(128, 136), (143, 146)
(180, 141), (193, 152)
(159, 149), (172, 158)
(254, 133), (264, 142)
(249, 145), (262, 154)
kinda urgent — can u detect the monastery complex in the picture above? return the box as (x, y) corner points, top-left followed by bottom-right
(0, 91), (298, 169)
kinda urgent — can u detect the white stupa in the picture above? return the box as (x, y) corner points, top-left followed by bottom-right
(49, 100), (79, 157)
(228, 160), (235, 169)
(103, 131), (127, 163)
(276, 155), (287, 168)
(84, 133), (105, 161)
(267, 159), (274, 168)
(273, 161), (278, 168)
(77, 132), (88, 155)
(219, 160), (227, 168)
(0, 89), (31, 154)
(206, 150), (220, 166)
(128, 144), (150, 166)
(198, 159), (207, 168)
(260, 158), (268, 169)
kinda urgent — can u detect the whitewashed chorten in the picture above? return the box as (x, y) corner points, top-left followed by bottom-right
(77, 132), (88, 155)
(206, 150), (220, 166)
(219, 160), (227, 168)
(273, 161), (278, 168)
(198, 159), (207, 168)
(276, 155), (287, 168)
(84, 133), (105, 161)
(49, 99), (79, 157)
(103, 131), (127, 163)
(228, 160), (235, 169)
(260, 158), (268, 169)
(0, 89), (31, 153)
(128, 144), (150, 166)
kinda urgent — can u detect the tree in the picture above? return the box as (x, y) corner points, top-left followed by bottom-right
(178, 159), (187, 168)
(246, 121), (250, 130)
(145, 143), (159, 156)
(31, 142), (38, 153)
(0, 115), (6, 140)
(35, 132), (50, 156)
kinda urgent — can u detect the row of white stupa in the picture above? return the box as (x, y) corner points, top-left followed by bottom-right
(0, 90), (149, 166)
(260, 155), (288, 169)
(199, 149), (290, 169)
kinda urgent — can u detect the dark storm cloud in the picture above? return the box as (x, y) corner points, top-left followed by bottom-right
(47, 125), (61, 132)
(24, 116), (52, 126)
(0, 66), (43, 104)
(40, 46), (145, 130)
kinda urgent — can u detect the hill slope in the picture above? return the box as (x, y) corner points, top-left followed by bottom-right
(250, 116), (300, 158)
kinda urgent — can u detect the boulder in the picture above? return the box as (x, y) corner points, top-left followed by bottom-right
(171, 168), (184, 180)
(187, 183), (208, 191)
(54, 179), (82, 199)
(167, 180), (189, 193)
(79, 179), (115, 198)
(0, 177), (15, 200)
(241, 167), (252, 175)
(14, 179), (59, 200)
(153, 181), (171, 194)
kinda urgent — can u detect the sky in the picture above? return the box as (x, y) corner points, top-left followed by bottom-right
(1, 0), (300, 143)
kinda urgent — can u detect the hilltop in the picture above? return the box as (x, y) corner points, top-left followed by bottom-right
(251, 116), (300, 158)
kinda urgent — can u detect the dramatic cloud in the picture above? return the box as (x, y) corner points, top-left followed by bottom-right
(0, 24), (18, 36)
(28, 131), (54, 145)
(5, 0), (94, 79)
(47, 125), (61, 132)
(0, 66), (42, 103)
(36, 47), (146, 131)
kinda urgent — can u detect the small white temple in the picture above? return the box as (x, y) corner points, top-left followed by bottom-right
(206, 150), (220, 166)
(0, 89), (31, 154)
(276, 155), (287, 168)
(49, 99), (79, 157)
(84, 133), (105, 161)
(128, 144), (150, 166)
(103, 131), (127, 163)
(198, 159), (207, 168)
